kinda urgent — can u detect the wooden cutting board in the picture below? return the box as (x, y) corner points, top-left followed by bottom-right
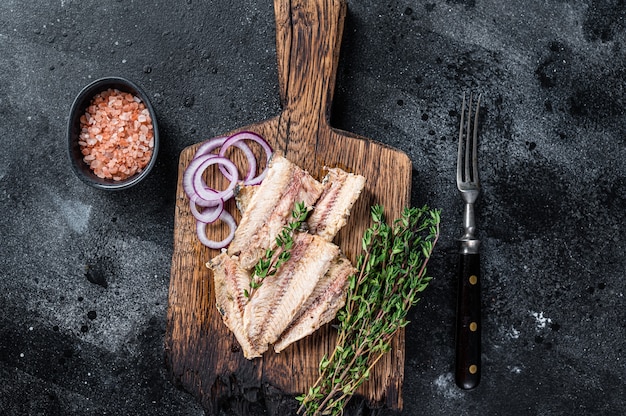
(165, 0), (412, 413)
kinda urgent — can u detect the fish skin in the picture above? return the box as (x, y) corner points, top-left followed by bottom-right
(234, 184), (259, 214)
(307, 168), (366, 241)
(227, 155), (324, 270)
(273, 255), (355, 353)
(243, 232), (340, 354)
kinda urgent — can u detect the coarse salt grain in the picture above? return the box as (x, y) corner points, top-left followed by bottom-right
(79, 88), (153, 181)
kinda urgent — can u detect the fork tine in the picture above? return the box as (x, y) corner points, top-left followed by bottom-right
(457, 92), (482, 186)
(464, 92), (473, 183)
(471, 94), (481, 185)
(457, 93), (466, 186)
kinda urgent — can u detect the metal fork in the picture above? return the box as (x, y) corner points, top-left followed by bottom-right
(455, 92), (482, 390)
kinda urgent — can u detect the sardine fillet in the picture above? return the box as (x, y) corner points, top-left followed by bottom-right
(307, 168), (366, 241)
(207, 252), (260, 358)
(274, 255), (355, 353)
(243, 233), (339, 354)
(227, 155), (324, 270)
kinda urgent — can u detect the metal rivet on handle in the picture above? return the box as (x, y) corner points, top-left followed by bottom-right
(469, 275), (478, 285)
(469, 365), (478, 374)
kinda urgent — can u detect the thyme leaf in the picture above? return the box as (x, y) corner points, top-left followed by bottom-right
(296, 204), (441, 415)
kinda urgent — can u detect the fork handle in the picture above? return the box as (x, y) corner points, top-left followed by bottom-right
(455, 252), (481, 390)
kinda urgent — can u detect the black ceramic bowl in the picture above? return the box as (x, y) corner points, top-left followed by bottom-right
(67, 77), (159, 190)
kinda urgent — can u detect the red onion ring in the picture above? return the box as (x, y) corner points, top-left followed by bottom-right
(183, 132), (273, 249)
(196, 137), (257, 183)
(196, 210), (236, 249)
(191, 155), (239, 202)
(191, 192), (220, 208)
(219, 131), (272, 185)
(183, 154), (219, 207)
(194, 136), (227, 158)
(189, 194), (224, 223)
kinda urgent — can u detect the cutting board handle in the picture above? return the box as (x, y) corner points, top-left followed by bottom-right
(273, 0), (347, 163)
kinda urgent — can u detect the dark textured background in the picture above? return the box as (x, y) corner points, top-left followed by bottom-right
(1, 0), (625, 415)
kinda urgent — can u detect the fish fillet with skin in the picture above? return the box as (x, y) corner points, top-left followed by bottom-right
(243, 232), (339, 355)
(234, 166), (366, 242)
(274, 255), (356, 353)
(227, 155), (324, 270)
(207, 252), (260, 358)
(307, 168), (366, 241)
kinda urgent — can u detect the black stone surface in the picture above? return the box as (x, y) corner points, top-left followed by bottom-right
(1, 1), (625, 415)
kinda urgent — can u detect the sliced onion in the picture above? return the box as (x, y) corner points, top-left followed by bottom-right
(183, 132), (273, 249)
(219, 131), (273, 185)
(196, 137), (257, 183)
(218, 139), (257, 183)
(191, 192), (220, 208)
(194, 136), (227, 158)
(191, 155), (239, 202)
(198, 136), (257, 183)
(190, 194), (224, 223)
(196, 210), (236, 249)
(183, 154), (219, 207)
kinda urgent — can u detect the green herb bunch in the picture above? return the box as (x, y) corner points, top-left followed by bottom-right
(245, 201), (309, 298)
(296, 204), (441, 415)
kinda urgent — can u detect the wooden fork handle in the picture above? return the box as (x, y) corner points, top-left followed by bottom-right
(455, 252), (481, 390)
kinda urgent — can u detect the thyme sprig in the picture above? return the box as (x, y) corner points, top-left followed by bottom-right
(296, 204), (441, 415)
(244, 201), (309, 298)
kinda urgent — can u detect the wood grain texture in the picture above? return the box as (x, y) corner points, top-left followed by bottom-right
(165, 0), (412, 413)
